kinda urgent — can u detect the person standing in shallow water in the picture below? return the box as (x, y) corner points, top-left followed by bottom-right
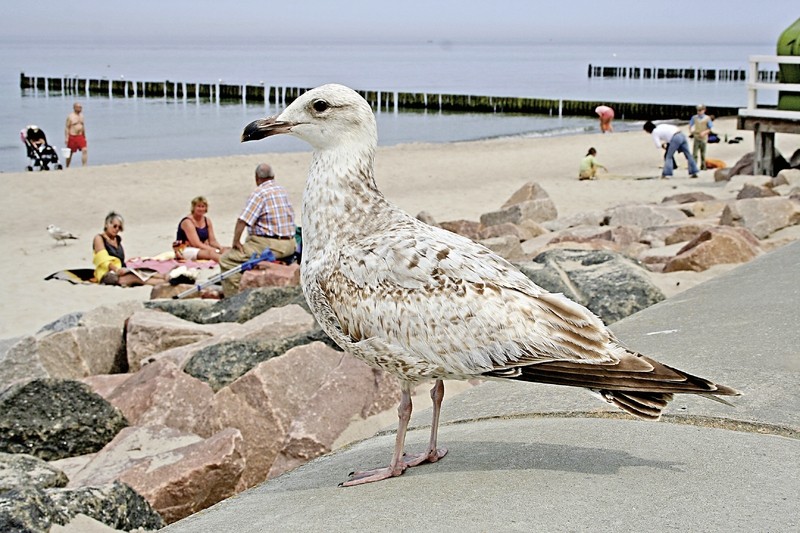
(65, 102), (88, 167)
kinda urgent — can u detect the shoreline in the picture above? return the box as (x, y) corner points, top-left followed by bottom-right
(1, 117), (793, 339)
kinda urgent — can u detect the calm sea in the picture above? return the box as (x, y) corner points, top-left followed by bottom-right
(0, 38), (775, 173)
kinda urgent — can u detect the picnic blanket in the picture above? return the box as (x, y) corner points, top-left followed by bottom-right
(127, 257), (218, 274)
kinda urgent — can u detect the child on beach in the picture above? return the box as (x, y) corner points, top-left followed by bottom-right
(578, 147), (607, 180)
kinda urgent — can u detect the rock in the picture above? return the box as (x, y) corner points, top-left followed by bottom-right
(663, 227), (761, 272)
(183, 323), (338, 392)
(199, 342), (397, 490)
(80, 374), (132, 400)
(0, 481), (164, 533)
(103, 359), (214, 433)
(138, 304), (317, 371)
(269, 358), (399, 479)
(677, 200), (730, 219)
(439, 219), (483, 241)
(640, 221), (716, 248)
(605, 204), (688, 228)
(661, 191), (716, 204)
(727, 151), (790, 178)
(736, 183), (779, 199)
(240, 262), (301, 290)
(477, 235), (525, 260)
(542, 210), (605, 232)
(478, 222), (533, 241)
(415, 211), (438, 226)
(516, 219), (550, 238)
(720, 197), (800, 239)
(35, 312), (83, 336)
(724, 174), (773, 194)
(516, 249), (665, 324)
(149, 283), (220, 300)
(714, 167), (731, 182)
(0, 336), (49, 394)
(46, 481), (165, 531)
(480, 198), (558, 226)
(125, 309), (231, 372)
(501, 181), (551, 208)
(0, 379), (128, 461)
(66, 425), (244, 524)
(0, 453), (68, 491)
(776, 168), (800, 187)
(150, 286), (308, 324)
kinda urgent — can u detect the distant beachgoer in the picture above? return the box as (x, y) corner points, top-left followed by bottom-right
(92, 211), (165, 287)
(595, 105), (614, 133)
(689, 104), (714, 170)
(578, 147), (608, 180)
(219, 163), (296, 297)
(65, 102), (87, 167)
(643, 121), (699, 179)
(175, 196), (226, 262)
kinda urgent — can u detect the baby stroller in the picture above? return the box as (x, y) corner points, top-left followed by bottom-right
(21, 125), (63, 171)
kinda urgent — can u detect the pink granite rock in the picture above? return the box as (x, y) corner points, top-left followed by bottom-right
(720, 197), (800, 239)
(439, 219), (483, 241)
(663, 226), (761, 272)
(501, 181), (551, 208)
(240, 262), (301, 290)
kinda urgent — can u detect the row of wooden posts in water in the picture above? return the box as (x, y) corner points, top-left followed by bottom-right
(587, 64), (779, 82)
(20, 72), (739, 120)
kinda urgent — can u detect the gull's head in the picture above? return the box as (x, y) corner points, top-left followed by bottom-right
(46, 224), (55, 232)
(241, 84), (377, 151)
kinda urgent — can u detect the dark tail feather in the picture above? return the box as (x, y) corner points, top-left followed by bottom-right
(483, 351), (740, 420)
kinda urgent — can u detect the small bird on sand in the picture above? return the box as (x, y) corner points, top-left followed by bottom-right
(47, 224), (78, 245)
(241, 84), (740, 487)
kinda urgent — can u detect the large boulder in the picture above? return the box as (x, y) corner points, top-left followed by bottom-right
(125, 309), (233, 372)
(439, 220), (483, 241)
(480, 198), (558, 226)
(477, 235), (525, 261)
(720, 197), (800, 239)
(0, 379), (128, 461)
(199, 342), (399, 490)
(604, 204), (688, 228)
(501, 181), (551, 208)
(240, 262), (301, 290)
(663, 227), (762, 272)
(146, 286), (308, 324)
(0, 481), (164, 533)
(516, 249), (665, 324)
(100, 359), (214, 433)
(0, 453), (68, 491)
(66, 425), (245, 524)
(0, 336), (49, 394)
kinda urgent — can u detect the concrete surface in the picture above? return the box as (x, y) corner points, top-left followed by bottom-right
(162, 241), (800, 532)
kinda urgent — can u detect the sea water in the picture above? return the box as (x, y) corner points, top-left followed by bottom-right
(0, 38), (774, 172)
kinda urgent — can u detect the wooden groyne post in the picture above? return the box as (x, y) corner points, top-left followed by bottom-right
(587, 64), (779, 82)
(19, 72), (740, 120)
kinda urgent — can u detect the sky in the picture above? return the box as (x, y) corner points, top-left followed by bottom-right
(3, 1), (797, 45)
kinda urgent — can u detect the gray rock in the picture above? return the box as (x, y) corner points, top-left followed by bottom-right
(0, 453), (68, 491)
(0, 379), (128, 461)
(147, 286), (308, 324)
(515, 249), (665, 324)
(0, 481), (164, 533)
(35, 312), (83, 337)
(0, 337), (49, 395)
(47, 481), (165, 531)
(184, 326), (341, 392)
(605, 204), (688, 228)
(480, 198), (558, 227)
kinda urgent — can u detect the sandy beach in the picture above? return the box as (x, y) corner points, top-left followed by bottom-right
(1, 117), (794, 339)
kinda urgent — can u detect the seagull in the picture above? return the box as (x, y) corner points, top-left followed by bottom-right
(47, 224), (78, 245)
(241, 84), (740, 487)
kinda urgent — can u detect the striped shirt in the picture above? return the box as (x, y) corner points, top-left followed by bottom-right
(239, 180), (296, 237)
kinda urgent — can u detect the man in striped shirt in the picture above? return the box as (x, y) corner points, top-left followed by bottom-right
(219, 163), (296, 296)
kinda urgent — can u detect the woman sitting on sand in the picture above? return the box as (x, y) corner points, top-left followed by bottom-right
(174, 196), (226, 262)
(93, 211), (165, 287)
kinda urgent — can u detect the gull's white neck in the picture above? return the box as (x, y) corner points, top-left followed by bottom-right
(301, 144), (387, 254)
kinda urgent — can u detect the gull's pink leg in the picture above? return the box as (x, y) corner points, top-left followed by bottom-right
(403, 379), (448, 466)
(340, 382), (414, 486)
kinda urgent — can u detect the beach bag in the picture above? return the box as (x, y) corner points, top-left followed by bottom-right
(708, 132), (720, 143)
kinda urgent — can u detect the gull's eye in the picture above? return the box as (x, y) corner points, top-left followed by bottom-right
(312, 100), (329, 113)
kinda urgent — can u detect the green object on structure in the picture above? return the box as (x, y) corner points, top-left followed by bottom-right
(777, 17), (800, 111)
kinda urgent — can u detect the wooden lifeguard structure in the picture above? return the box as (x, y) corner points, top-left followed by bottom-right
(737, 54), (800, 176)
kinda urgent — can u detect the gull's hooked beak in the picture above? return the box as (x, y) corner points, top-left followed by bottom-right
(241, 116), (294, 142)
